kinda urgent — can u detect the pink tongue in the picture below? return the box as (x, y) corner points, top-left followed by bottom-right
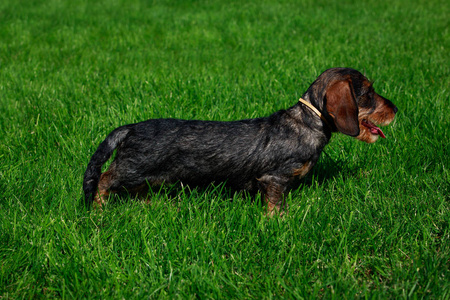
(371, 127), (386, 138)
(362, 120), (386, 138)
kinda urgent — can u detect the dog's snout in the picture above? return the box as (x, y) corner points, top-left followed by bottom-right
(383, 97), (398, 114)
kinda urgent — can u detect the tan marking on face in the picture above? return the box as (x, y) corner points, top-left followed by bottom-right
(356, 93), (397, 143)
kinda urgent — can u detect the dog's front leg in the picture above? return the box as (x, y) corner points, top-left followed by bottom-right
(257, 175), (289, 216)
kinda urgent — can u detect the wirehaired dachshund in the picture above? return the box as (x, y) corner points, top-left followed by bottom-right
(83, 68), (397, 214)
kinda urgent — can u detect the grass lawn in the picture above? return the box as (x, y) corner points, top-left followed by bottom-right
(0, 0), (449, 298)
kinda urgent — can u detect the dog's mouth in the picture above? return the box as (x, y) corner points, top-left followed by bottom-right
(361, 119), (386, 138)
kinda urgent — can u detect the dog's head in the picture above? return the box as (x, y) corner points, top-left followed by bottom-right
(306, 68), (397, 143)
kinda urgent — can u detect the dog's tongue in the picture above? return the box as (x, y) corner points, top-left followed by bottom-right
(362, 120), (386, 138)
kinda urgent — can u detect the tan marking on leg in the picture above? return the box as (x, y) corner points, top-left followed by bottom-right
(266, 200), (278, 217)
(292, 161), (313, 178)
(93, 190), (109, 209)
(263, 185), (286, 217)
(94, 170), (114, 208)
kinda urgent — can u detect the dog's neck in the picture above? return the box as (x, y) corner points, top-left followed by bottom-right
(276, 99), (333, 148)
(300, 93), (337, 133)
(298, 98), (331, 129)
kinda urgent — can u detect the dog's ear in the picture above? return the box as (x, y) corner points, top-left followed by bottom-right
(325, 79), (360, 136)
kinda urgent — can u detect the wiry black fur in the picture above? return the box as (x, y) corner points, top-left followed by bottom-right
(83, 68), (397, 209)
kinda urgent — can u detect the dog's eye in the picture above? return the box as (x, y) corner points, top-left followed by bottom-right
(358, 92), (373, 107)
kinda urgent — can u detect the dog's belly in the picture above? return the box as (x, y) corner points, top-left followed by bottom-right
(136, 149), (265, 191)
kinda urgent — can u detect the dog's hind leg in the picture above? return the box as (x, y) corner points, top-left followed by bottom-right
(94, 162), (162, 207)
(93, 169), (116, 208)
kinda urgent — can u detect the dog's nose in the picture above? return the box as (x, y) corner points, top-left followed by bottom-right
(393, 105), (398, 114)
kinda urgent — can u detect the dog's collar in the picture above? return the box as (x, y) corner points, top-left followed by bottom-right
(298, 98), (332, 129)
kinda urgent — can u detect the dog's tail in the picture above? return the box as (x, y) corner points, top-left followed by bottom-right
(83, 127), (130, 206)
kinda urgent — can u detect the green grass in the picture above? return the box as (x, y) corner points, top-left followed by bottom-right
(1, 0), (449, 298)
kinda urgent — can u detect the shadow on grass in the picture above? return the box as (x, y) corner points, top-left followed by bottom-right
(292, 153), (360, 188)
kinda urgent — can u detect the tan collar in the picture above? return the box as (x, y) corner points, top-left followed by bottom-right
(298, 98), (331, 129)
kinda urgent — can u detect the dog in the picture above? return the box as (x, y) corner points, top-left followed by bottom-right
(83, 68), (397, 214)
